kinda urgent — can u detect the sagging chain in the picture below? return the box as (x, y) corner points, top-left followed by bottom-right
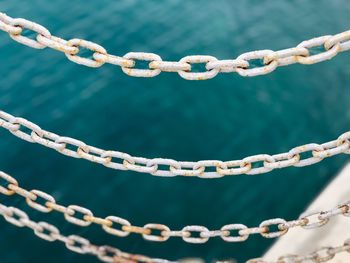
(0, 202), (173, 263)
(1, 200), (350, 263)
(1, 170), (350, 244)
(1, 12), (350, 80)
(247, 239), (350, 263)
(0, 110), (349, 179)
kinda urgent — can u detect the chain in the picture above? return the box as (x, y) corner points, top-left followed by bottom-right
(1, 110), (349, 179)
(248, 239), (350, 263)
(0, 202), (173, 263)
(1, 170), (350, 244)
(1, 12), (350, 80)
(1, 200), (350, 263)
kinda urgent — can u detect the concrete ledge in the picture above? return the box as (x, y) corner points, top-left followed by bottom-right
(264, 163), (350, 262)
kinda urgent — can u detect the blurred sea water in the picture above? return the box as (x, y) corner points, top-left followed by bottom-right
(0, 0), (350, 262)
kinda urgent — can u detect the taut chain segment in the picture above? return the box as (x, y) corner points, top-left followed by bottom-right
(0, 110), (349, 179)
(1, 170), (350, 244)
(1, 12), (350, 80)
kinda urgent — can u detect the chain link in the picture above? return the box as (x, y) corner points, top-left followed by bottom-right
(1, 110), (349, 179)
(1, 169), (350, 244)
(1, 12), (349, 80)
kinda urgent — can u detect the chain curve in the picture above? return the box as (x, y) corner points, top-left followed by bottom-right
(1, 201), (350, 262)
(1, 170), (350, 244)
(1, 12), (350, 80)
(0, 110), (349, 179)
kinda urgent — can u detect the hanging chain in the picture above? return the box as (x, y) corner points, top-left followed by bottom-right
(1, 200), (350, 263)
(0, 202), (173, 263)
(248, 239), (350, 263)
(1, 12), (350, 80)
(1, 170), (350, 244)
(0, 110), (349, 179)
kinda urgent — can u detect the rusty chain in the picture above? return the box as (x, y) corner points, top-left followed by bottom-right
(0, 110), (349, 179)
(1, 200), (350, 263)
(1, 170), (350, 244)
(0, 202), (173, 263)
(1, 12), (350, 80)
(247, 239), (350, 263)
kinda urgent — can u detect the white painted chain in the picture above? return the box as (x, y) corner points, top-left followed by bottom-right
(1, 12), (350, 80)
(248, 238), (350, 263)
(0, 110), (349, 179)
(0, 202), (173, 263)
(1, 170), (350, 244)
(1, 200), (349, 263)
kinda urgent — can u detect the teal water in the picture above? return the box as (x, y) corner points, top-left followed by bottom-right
(0, 1), (350, 262)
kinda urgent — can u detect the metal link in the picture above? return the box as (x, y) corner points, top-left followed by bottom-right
(236, 50), (278, 77)
(325, 30), (350, 52)
(123, 157), (158, 174)
(65, 39), (107, 67)
(55, 136), (89, 158)
(1, 12), (349, 79)
(300, 210), (330, 229)
(8, 184), (37, 200)
(3, 206), (28, 227)
(220, 224), (249, 242)
(194, 160), (225, 179)
(296, 35), (340, 64)
(178, 56), (219, 80)
(264, 47), (309, 66)
(0, 20), (22, 35)
(181, 226), (210, 244)
(313, 140), (349, 159)
(1, 110), (349, 178)
(97, 246), (121, 263)
(0, 171), (18, 195)
(121, 52), (162, 77)
(217, 160), (252, 176)
(142, 224), (170, 242)
(259, 218), (288, 238)
(34, 221), (59, 242)
(8, 18), (51, 49)
(8, 117), (43, 143)
(65, 235), (90, 254)
(264, 152), (300, 169)
(64, 205), (93, 226)
(337, 132), (350, 154)
(77, 145), (111, 165)
(311, 247), (335, 262)
(242, 154), (275, 175)
(102, 216), (131, 237)
(169, 162), (205, 177)
(288, 143), (324, 167)
(26, 189), (55, 213)
(31, 129), (66, 151)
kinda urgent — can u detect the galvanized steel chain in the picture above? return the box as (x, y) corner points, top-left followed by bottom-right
(1, 170), (350, 244)
(1, 110), (349, 179)
(1, 12), (350, 80)
(0, 202), (173, 263)
(1, 200), (350, 263)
